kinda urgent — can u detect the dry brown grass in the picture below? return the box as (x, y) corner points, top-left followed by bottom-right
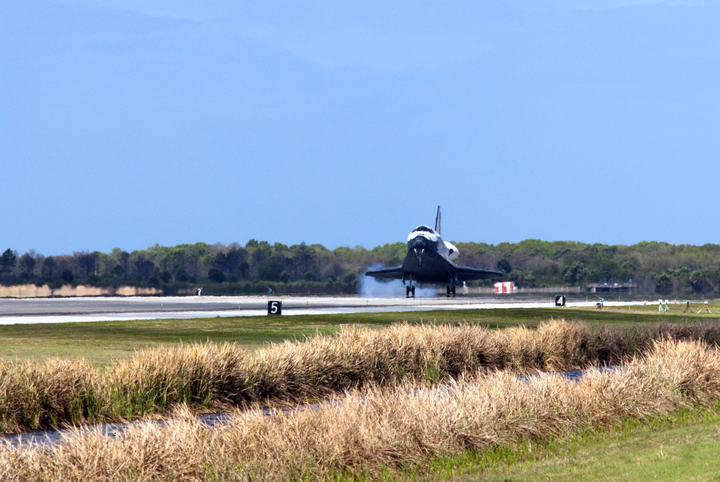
(0, 359), (102, 433)
(108, 342), (250, 418)
(0, 284), (161, 298)
(2, 338), (720, 481)
(1, 319), (720, 436)
(102, 320), (633, 419)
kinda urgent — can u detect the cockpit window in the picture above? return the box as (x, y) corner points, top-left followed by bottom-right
(412, 226), (435, 234)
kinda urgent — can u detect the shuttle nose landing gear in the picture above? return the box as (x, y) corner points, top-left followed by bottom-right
(446, 286), (456, 297)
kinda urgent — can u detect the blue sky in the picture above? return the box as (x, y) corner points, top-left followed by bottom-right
(2, 0), (718, 255)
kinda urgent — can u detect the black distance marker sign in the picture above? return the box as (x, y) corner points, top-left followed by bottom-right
(268, 300), (282, 315)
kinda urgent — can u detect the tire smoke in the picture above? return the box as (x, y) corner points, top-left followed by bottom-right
(358, 265), (437, 298)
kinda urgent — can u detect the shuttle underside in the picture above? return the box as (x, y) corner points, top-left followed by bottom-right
(364, 207), (502, 297)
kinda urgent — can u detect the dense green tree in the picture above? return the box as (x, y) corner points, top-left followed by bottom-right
(224, 248), (245, 274)
(134, 256), (155, 281)
(111, 265), (125, 278)
(496, 258), (512, 274)
(563, 262), (588, 285)
(655, 272), (674, 294)
(0, 249), (16, 274)
(118, 251), (130, 279)
(75, 251), (98, 278)
(175, 268), (189, 282)
(60, 269), (74, 283)
(41, 257), (56, 278)
(257, 258), (284, 281)
(208, 268), (225, 283)
(18, 253), (35, 278)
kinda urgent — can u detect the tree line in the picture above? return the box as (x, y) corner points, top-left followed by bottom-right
(1, 239), (720, 296)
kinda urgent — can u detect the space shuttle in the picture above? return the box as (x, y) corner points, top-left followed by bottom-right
(365, 207), (503, 297)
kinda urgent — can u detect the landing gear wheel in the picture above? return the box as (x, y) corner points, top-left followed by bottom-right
(447, 286), (451, 297)
(411, 286), (416, 298)
(451, 286), (456, 297)
(406, 286), (411, 298)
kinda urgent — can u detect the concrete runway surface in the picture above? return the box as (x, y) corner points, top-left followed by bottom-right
(0, 295), (644, 325)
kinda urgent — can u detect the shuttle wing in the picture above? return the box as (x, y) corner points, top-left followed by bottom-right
(364, 265), (405, 280)
(452, 265), (504, 281)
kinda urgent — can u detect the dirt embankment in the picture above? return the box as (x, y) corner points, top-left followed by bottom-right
(0, 284), (162, 298)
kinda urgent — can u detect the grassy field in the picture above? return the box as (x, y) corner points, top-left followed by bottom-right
(1, 303), (718, 365)
(429, 406), (720, 482)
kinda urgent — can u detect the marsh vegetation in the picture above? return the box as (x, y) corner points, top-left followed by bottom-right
(3, 338), (720, 481)
(2, 319), (720, 435)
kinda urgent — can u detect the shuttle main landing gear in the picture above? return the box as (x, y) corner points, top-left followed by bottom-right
(447, 274), (459, 297)
(404, 274), (416, 298)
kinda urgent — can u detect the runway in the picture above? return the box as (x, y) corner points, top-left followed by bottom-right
(0, 295), (644, 325)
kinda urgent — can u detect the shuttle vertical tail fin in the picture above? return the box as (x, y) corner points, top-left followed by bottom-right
(435, 206), (441, 235)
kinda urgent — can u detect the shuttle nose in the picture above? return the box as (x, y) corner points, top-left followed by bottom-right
(407, 236), (432, 251)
